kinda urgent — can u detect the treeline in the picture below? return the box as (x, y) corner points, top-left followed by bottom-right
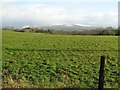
(2, 26), (120, 35)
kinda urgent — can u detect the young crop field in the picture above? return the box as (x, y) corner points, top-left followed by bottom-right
(2, 30), (119, 88)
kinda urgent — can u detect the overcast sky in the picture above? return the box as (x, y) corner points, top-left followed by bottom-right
(0, 0), (119, 28)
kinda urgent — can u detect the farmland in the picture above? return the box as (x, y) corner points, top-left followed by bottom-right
(2, 30), (119, 88)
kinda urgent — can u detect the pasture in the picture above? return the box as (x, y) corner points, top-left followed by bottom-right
(2, 30), (118, 88)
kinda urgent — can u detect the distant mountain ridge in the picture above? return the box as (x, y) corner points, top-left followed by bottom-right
(39, 24), (101, 31)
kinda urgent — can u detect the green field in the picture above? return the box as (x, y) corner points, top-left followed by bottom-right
(2, 30), (119, 88)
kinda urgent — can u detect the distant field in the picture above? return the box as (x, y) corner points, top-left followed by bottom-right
(2, 30), (119, 88)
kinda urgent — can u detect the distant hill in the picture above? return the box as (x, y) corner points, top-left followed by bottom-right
(39, 24), (103, 31)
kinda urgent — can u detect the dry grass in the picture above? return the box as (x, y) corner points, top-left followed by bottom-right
(2, 76), (32, 88)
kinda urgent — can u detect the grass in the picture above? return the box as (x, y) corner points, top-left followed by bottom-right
(2, 30), (119, 88)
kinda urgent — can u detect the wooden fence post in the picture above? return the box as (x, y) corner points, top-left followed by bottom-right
(98, 56), (105, 90)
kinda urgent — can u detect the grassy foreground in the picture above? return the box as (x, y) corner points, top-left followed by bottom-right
(2, 31), (119, 88)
